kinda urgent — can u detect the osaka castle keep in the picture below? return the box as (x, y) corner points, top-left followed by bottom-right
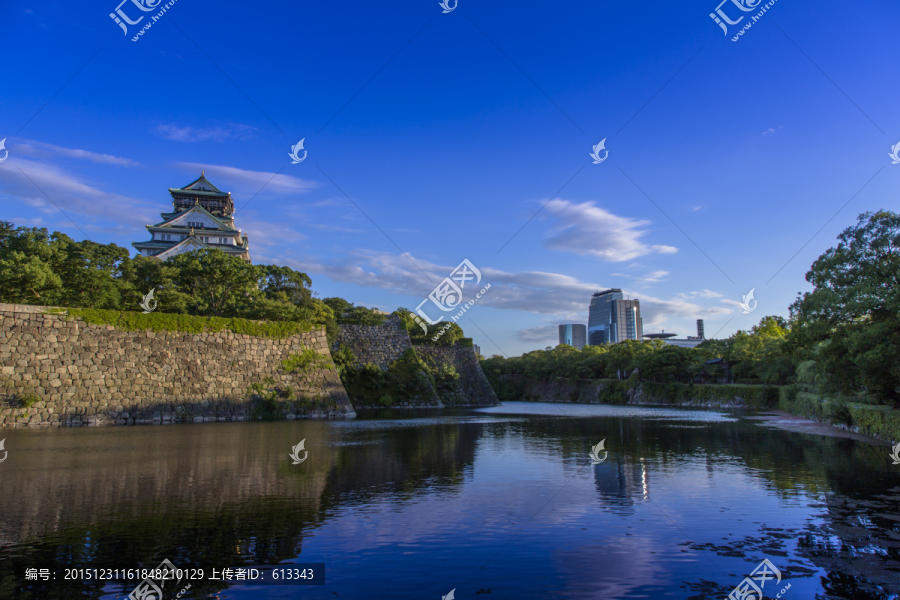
(132, 172), (251, 262)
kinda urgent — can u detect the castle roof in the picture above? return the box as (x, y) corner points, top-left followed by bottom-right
(169, 171), (229, 197)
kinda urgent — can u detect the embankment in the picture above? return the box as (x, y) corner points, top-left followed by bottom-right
(488, 374), (900, 442)
(0, 303), (354, 427)
(333, 316), (499, 408)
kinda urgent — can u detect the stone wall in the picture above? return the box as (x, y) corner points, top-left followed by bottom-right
(413, 344), (500, 407)
(333, 317), (500, 408)
(0, 304), (355, 427)
(333, 315), (412, 371)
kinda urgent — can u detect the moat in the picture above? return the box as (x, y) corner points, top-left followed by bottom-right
(2, 402), (899, 599)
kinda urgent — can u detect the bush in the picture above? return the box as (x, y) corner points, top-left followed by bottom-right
(331, 344), (356, 377)
(339, 349), (438, 406)
(280, 348), (333, 374)
(826, 398), (854, 427)
(67, 308), (315, 338)
(247, 377), (295, 420)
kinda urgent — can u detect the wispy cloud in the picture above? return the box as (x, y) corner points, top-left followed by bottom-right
(174, 162), (320, 195)
(155, 123), (256, 143)
(635, 270), (669, 283)
(283, 250), (731, 326)
(541, 199), (678, 261)
(517, 325), (559, 343)
(0, 157), (158, 233)
(310, 224), (364, 233)
(688, 289), (723, 299)
(13, 139), (140, 166)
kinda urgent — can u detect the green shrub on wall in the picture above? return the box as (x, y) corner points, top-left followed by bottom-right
(597, 380), (630, 404)
(340, 348), (437, 406)
(641, 382), (778, 408)
(66, 308), (316, 338)
(280, 348), (333, 374)
(484, 374), (527, 401)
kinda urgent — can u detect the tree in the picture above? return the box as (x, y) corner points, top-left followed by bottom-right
(790, 211), (900, 404)
(54, 240), (131, 309)
(169, 249), (259, 316)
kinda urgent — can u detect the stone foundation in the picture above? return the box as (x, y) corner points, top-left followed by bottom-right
(0, 303), (355, 427)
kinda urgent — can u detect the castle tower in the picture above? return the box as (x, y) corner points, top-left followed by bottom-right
(132, 172), (250, 261)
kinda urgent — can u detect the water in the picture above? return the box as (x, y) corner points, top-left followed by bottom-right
(2, 401), (900, 599)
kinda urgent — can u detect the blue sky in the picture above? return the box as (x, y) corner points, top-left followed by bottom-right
(1, 0), (898, 356)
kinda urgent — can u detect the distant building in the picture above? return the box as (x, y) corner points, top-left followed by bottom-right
(588, 289), (643, 345)
(662, 338), (703, 348)
(558, 324), (587, 349)
(697, 319), (705, 340)
(132, 172), (250, 261)
(643, 332), (677, 340)
(473, 344), (481, 356)
(588, 289), (621, 345)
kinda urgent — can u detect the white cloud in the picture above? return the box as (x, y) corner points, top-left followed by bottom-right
(283, 250), (732, 327)
(690, 289), (723, 299)
(0, 157), (158, 233)
(634, 270), (669, 283)
(517, 325), (560, 343)
(13, 139), (140, 166)
(155, 123), (256, 143)
(174, 162), (320, 196)
(541, 199), (678, 261)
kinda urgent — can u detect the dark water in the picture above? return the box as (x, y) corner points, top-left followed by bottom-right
(2, 401), (900, 599)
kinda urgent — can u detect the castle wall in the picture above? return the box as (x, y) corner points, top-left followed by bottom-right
(413, 344), (500, 407)
(332, 315), (413, 371)
(0, 304), (354, 427)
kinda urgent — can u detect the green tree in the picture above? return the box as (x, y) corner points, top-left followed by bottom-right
(169, 249), (259, 316)
(53, 240), (131, 309)
(790, 211), (900, 404)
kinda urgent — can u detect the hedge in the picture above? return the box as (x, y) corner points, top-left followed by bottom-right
(640, 382), (779, 408)
(64, 308), (316, 339)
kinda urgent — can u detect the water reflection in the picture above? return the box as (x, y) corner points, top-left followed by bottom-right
(0, 402), (898, 599)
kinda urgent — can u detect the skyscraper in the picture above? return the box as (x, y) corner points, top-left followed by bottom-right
(588, 289), (622, 345)
(558, 324), (587, 349)
(588, 289), (643, 344)
(697, 319), (705, 340)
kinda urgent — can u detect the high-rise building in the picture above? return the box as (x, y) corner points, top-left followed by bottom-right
(697, 319), (705, 340)
(588, 289), (622, 345)
(558, 324), (587, 349)
(609, 298), (643, 343)
(588, 289), (643, 344)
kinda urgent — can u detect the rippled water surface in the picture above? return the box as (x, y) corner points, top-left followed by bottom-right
(2, 401), (900, 599)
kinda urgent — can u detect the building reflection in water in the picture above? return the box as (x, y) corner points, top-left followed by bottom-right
(592, 454), (649, 515)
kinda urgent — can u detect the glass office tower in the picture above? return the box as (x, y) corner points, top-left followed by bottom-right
(588, 289), (623, 345)
(588, 289), (643, 344)
(558, 324), (587, 349)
